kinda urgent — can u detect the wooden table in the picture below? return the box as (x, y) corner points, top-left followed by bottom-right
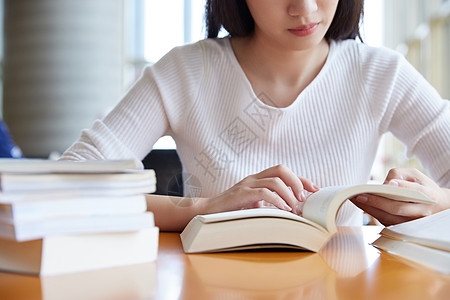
(0, 226), (449, 299)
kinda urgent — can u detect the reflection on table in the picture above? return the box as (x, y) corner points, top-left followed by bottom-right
(1, 226), (449, 300)
(0, 262), (156, 300)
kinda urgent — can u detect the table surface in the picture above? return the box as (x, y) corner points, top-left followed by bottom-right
(0, 226), (449, 300)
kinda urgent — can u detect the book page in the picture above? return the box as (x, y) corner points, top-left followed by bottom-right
(196, 208), (328, 233)
(302, 186), (349, 233)
(372, 235), (450, 274)
(382, 209), (450, 251)
(302, 184), (434, 234)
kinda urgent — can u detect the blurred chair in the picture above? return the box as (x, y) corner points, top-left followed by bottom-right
(142, 149), (183, 196)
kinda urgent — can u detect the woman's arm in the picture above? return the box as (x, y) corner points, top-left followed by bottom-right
(145, 194), (204, 231)
(351, 168), (450, 226)
(355, 48), (450, 225)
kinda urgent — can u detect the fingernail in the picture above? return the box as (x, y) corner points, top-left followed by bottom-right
(388, 180), (399, 186)
(357, 195), (368, 203)
(313, 185), (320, 191)
(300, 191), (307, 202)
(282, 203), (292, 211)
(295, 202), (304, 215)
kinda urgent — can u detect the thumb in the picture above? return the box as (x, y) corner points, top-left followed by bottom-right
(387, 179), (425, 193)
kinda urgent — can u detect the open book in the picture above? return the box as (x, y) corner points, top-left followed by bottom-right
(181, 184), (434, 253)
(371, 209), (450, 274)
(376, 208), (450, 252)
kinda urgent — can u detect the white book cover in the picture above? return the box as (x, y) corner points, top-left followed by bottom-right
(372, 235), (450, 274)
(0, 194), (147, 223)
(379, 209), (450, 251)
(0, 158), (143, 173)
(0, 212), (156, 242)
(0, 170), (156, 193)
(0, 227), (159, 276)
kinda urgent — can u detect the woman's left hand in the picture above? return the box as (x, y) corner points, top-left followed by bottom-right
(351, 168), (450, 226)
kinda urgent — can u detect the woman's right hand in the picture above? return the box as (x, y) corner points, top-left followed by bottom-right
(199, 164), (319, 216)
(147, 164), (319, 231)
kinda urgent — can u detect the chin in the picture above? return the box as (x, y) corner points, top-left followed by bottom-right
(283, 32), (327, 51)
(288, 39), (325, 52)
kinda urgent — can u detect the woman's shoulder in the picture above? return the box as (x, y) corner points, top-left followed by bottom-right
(332, 39), (406, 67)
(157, 37), (231, 62)
(149, 37), (231, 78)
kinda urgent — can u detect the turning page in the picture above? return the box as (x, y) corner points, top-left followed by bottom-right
(302, 186), (349, 233)
(302, 184), (433, 234)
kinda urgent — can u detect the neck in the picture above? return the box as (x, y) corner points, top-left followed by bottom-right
(231, 34), (330, 97)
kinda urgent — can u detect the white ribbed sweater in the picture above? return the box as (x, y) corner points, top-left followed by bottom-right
(62, 38), (450, 225)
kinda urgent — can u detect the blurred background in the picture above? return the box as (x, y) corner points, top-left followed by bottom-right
(0, 0), (449, 182)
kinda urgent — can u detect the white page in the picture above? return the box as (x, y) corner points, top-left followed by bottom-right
(385, 209), (450, 244)
(302, 186), (349, 232)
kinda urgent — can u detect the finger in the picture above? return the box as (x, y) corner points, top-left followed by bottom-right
(298, 176), (320, 193)
(254, 200), (266, 208)
(254, 165), (316, 201)
(386, 179), (429, 196)
(351, 200), (412, 226)
(352, 193), (433, 219)
(384, 168), (430, 185)
(248, 177), (299, 209)
(384, 168), (417, 183)
(250, 187), (293, 212)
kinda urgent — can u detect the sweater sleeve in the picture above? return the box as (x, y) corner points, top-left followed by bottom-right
(61, 42), (204, 162)
(359, 45), (450, 187)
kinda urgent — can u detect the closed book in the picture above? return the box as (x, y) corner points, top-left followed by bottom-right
(0, 170), (156, 193)
(0, 158), (143, 173)
(372, 235), (450, 274)
(0, 194), (147, 223)
(377, 209), (450, 252)
(371, 209), (450, 274)
(39, 262), (157, 300)
(0, 212), (156, 242)
(0, 227), (159, 276)
(0, 262), (157, 300)
(0, 185), (154, 202)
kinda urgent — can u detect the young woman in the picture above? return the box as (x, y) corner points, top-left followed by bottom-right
(61, 0), (450, 230)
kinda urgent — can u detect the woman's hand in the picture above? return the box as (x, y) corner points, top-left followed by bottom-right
(147, 164), (319, 231)
(351, 168), (450, 226)
(200, 164), (319, 216)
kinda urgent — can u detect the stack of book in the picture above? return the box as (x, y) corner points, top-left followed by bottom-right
(0, 158), (159, 276)
(372, 209), (450, 274)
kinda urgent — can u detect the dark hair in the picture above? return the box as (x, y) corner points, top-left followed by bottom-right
(205, 0), (364, 41)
